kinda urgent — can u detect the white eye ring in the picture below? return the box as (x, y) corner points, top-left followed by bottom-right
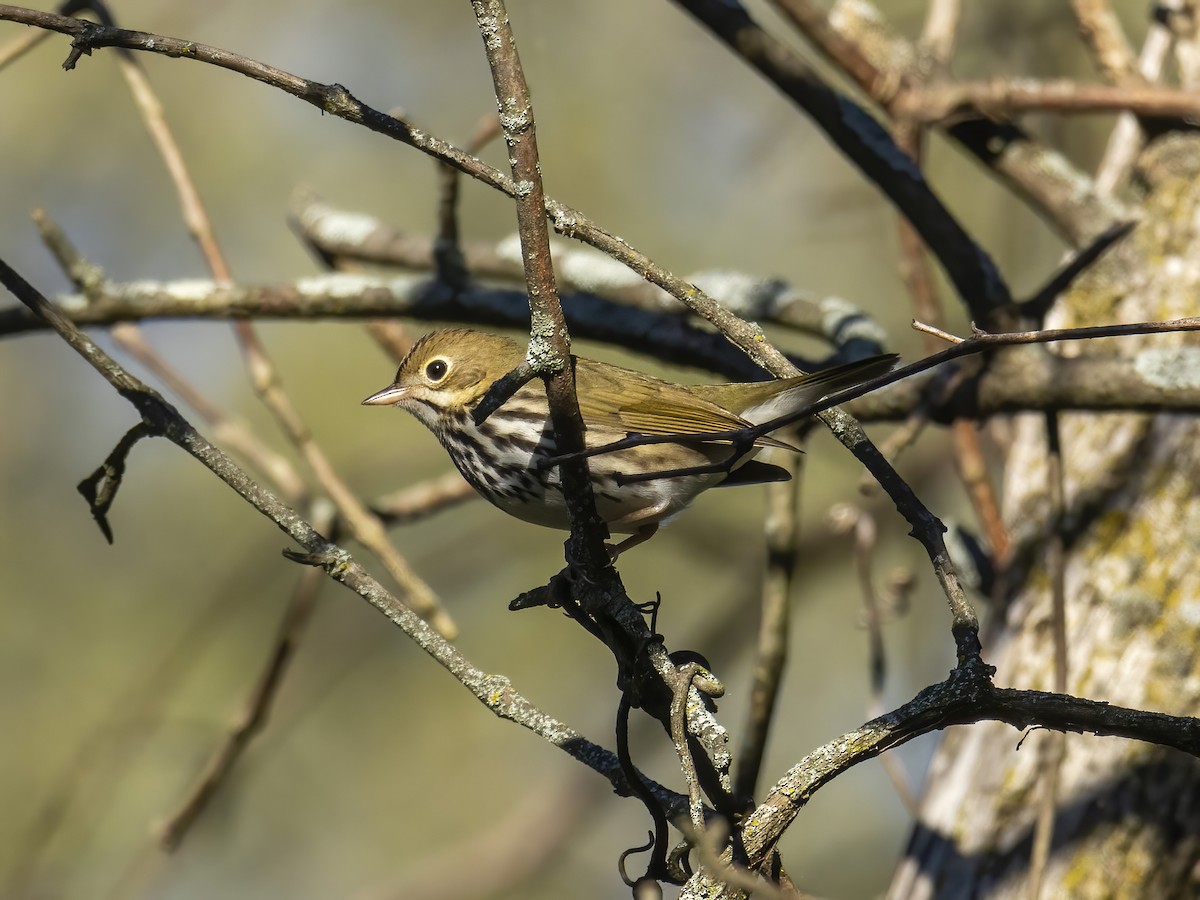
(425, 358), (449, 382)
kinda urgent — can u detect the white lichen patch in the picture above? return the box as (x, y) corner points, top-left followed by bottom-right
(690, 271), (761, 315)
(548, 205), (579, 237)
(1134, 347), (1200, 390)
(123, 278), (217, 302)
(559, 248), (642, 293)
(314, 209), (383, 245)
(498, 100), (530, 133)
(821, 294), (889, 344)
(495, 233), (525, 265)
(295, 273), (402, 298)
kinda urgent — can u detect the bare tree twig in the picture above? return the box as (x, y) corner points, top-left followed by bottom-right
(1070, 0), (1141, 83)
(92, 4), (455, 638)
(32, 207), (310, 504)
(951, 419), (1009, 566)
(889, 117), (1011, 573)
(896, 78), (1200, 123)
(157, 502), (333, 849)
(469, 0), (611, 578)
(372, 471), (476, 525)
(435, 110), (502, 286)
(735, 453), (801, 801)
(918, 0), (960, 68)
(1095, 9), (1178, 193)
(0, 7), (48, 66)
(828, 505), (917, 816)
(669, 663), (718, 833)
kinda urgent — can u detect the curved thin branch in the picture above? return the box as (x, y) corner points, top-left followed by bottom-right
(741, 669), (1200, 866)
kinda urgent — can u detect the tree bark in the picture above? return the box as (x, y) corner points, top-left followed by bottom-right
(889, 134), (1200, 898)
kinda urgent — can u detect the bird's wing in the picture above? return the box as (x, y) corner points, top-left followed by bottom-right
(574, 359), (794, 449)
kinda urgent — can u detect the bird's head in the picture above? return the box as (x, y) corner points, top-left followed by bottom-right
(362, 328), (526, 430)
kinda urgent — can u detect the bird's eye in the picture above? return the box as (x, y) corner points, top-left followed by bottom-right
(425, 359), (449, 382)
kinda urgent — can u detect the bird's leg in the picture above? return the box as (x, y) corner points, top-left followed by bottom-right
(606, 500), (670, 559)
(609, 523), (659, 559)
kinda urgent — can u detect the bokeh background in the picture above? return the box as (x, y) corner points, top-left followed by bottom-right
(0, 2), (1145, 898)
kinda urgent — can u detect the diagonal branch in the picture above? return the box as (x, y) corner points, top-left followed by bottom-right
(672, 0), (1011, 322)
(82, 0), (455, 638)
(769, 0), (1132, 246)
(0, 2), (818, 377)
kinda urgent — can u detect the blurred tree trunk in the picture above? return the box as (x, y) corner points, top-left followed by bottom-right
(889, 135), (1200, 898)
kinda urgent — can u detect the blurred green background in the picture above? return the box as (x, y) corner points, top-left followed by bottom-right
(0, 2), (1144, 898)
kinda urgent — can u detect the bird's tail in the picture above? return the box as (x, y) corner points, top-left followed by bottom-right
(736, 354), (899, 426)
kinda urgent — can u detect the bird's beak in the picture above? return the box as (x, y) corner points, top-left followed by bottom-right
(362, 384), (409, 406)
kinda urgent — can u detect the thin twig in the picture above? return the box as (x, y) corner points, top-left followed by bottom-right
(1070, 0), (1140, 83)
(912, 320), (964, 344)
(158, 502), (333, 849)
(0, 9), (48, 66)
(96, 6), (455, 637)
(435, 111), (502, 286)
(952, 421), (1010, 567)
(919, 0), (960, 69)
(670, 663), (712, 833)
(372, 471), (476, 525)
(891, 120), (1011, 569)
(543, 317), (1200, 474)
(829, 505), (917, 815)
(32, 209), (311, 504)
(897, 78), (1200, 123)
(1095, 9), (1178, 193)
(236, 316), (459, 639)
(735, 453), (800, 801)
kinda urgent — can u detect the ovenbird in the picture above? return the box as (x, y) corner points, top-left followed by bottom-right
(363, 329), (895, 553)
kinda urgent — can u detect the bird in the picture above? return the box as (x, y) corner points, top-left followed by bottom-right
(363, 328), (896, 555)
